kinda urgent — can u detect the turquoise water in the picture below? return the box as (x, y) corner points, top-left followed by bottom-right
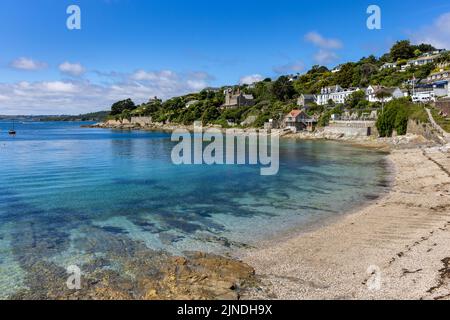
(0, 121), (389, 297)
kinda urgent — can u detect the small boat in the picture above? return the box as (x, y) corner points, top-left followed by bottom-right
(8, 120), (16, 135)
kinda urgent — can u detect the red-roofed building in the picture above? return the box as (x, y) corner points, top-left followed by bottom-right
(283, 109), (317, 132)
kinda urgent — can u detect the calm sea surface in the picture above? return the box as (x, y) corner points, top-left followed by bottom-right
(0, 121), (389, 297)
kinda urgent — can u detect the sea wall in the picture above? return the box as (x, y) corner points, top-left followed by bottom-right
(323, 121), (378, 137)
(104, 117), (153, 127)
(131, 116), (153, 126)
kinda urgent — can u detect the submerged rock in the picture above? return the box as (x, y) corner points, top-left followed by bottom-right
(10, 249), (257, 300)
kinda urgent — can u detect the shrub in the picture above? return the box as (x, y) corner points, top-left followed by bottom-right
(376, 99), (413, 137)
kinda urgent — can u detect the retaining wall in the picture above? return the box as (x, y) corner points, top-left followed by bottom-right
(323, 121), (378, 137)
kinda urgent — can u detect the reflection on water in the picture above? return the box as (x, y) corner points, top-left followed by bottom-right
(0, 121), (389, 298)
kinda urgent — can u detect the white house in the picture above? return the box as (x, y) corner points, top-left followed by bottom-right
(380, 62), (397, 70)
(316, 85), (361, 105)
(412, 81), (449, 103)
(407, 53), (441, 67)
(185, 100), (199, 109)
(400, 64), (411, 72)
(428, 70), (450, 82)
(331, 65), (342, 73)
(366, 85), (405, 103)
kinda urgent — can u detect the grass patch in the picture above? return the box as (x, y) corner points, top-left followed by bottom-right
(430, 107), (450, 133)
(408, 104), (429, 123)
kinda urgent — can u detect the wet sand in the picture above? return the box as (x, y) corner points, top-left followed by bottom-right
(241, 146), (450, 300)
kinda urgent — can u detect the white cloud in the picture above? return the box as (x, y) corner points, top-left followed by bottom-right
(10, 57), (47, 71)
(59, 62), (86, 76)
(131, 70), (159, 81)
(131, 70), (176, 81)
(413, 12), (450, 49)
(186, 80), (208, 91)
(0, 69), (215, 115)
(273, 61), (304, 74)
(305, 32), (343, 49)
(304, 32), (343, 66)
(313, 49), (339, 65)
(239, 74), (264, 85)
(40, 81), (79, 93)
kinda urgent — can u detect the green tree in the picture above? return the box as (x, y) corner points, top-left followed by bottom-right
(415, 43), (436, 53)
(334, 63), (355, 88)
(390, 40), (415, 62)
(201, 106), (221, 124)
(308, 65), (329, 74)
(437, 52), (450, 64)
(346, 90), (366, 109)
(357, 63), (378, 86)
(375, 89), (393, 112)
(376, 99), (410, 137)
(254, 81), (274, 101)
(272, 76), (295, 101)
(413, 49), (422, 57)
(110, 98), (136, 116)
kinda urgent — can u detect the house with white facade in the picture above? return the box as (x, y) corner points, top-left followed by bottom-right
(407, 53), (441, 67)
(185, 100), (199, 109)
(400, 64), (411, 72)
(331, 65), (342, 73)
(316, 85), (361, 106)
(380, 62), (397, 70)
(366, 85), (406, 103)
(411, 82), (448, 103)
(428, 69), (450, 83)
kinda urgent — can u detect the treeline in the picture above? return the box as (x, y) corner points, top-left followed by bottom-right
(293, 41), (448, 93)
(40, 111), (110, 122)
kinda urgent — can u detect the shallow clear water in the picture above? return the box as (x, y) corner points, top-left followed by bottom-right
(0, 121), (389, 297)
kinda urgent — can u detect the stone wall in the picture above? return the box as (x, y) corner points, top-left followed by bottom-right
(104, 117), (153, 127)
(131, 116), (153, 126)
(323, 121), (378, 137)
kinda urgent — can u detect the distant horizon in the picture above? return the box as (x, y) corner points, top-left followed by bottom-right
(1, 0), (450, 115)
(0, 111), (109, 117)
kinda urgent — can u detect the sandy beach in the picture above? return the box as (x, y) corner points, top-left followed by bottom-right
(241, 145), (450, 300)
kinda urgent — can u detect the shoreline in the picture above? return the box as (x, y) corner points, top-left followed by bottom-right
(83, 122), (450, 300)
(239, 155), (397, 251)
(87, 121), (437, 151)
(239, 145), (450, 300)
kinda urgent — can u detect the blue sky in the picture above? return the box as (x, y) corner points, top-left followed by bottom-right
(1, 0), (450, 114)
